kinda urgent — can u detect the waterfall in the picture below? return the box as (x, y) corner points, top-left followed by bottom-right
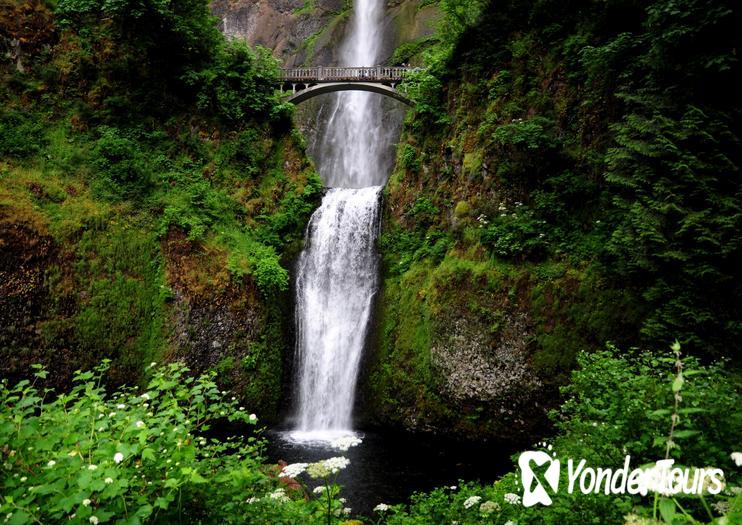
(316, 0), (388, 189)
(294, 187), (382, 434)
(292, 0), (391, 438)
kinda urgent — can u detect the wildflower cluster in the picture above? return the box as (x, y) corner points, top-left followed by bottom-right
(0, 362), (325, 524)
(277, 435), (360, 524)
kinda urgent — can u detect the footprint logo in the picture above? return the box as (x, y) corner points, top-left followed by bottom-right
(518, 447), (560, 507)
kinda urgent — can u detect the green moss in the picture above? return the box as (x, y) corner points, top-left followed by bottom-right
(453, 200), (470, 217)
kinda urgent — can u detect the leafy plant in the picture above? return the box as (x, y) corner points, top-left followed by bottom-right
(0, 362), (333, 524)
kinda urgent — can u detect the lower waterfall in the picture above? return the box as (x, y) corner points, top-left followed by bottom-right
(292, 186), (382, 437)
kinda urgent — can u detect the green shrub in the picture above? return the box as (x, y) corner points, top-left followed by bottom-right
(481, 205), (548, 260)
(407, 197), (439, 228)
(226, 234), (289, 294)
(188, 41), (280, 123)
(384, 345), (742, 524)
(0, 111), (46, 157)
(398, 143), (420, 173)
(0, 362), (333, 524)
(490, 116), (558, 151)
(92, 127), (152, 200)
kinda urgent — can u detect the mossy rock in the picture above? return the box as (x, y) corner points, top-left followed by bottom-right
(454, 200), (471, 218)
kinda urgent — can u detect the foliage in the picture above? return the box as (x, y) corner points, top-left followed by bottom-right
(0, 362), (339, 524)
(54, 0), (220, 111)
(186, 41), (281, 123)
(0, 0), (320, 408)
(68, 222), (167, 386)
(382, 345), (742, 524)
(92, 127), (153, 200)
(605, 99), (742, 354)
(226, 233), (289, 294)
(490, 116), (559, 152)
(398, 144), (420, 173)
(481, 203), (548, 260)
(383, 0), (742, 362)
(0, 110), (46, 157)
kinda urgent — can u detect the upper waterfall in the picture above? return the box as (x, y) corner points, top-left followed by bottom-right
(314, 0), (390, 188)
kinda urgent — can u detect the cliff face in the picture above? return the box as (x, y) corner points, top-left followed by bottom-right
(0, 126), (318, 422)
(361, 0), (742, 442)
(0, 0), (323, 422)
(210, 0), (438, 66)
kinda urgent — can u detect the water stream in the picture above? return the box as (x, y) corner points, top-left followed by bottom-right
(291, 0), (389, 438)
(293, 186), (382, 436)
(270, 0), (515, 513)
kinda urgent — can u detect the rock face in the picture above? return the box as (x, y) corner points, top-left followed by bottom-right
(0, 215), (62, 386)
(210, 0), (438, 66)
(431, 315), (541, 404)
(364, 258), (552, 441)
(210, 0), (350, 66)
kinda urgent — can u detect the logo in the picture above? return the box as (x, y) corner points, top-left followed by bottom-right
(518, 446), (724, 507)
(519, 448), (560, 507)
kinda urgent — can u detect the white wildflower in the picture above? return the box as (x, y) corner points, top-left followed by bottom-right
(313, 486), (325, 495)
(116, 404), (125, 409)
(712, 501), (730, 515)
(374, 503), (390, 513)
(89, 516), (99, 525)
(342, 508), (351, 516)
(249, 414), (257, 422)
(20, 477), (27, 482)
(323, 456), (350, 474)
(504, 493), (521, 505)
(47, 460), (56, 467)
(504, 521), (517, 525)
(104, 477), (113, 484)
(269, 488), (289, 503)
(140, 393), (150, 400)
(82, 499), (91, 507)
(246, 497), (259, 504)
(306, 457), (350, 478)
(480, 500), (500, 514)
(87, 464), (97, 471)
(150, 362), (157, 367)
(731, 452), (742, 467)
(135, 420), (145, 428)
(331, 435), (362, 451)
(463, 496), (481, 509)
(114, 452), (124, 464)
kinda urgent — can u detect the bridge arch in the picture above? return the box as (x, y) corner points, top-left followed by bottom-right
(285, 82), (412, 106)
(279, 66), (415, 107)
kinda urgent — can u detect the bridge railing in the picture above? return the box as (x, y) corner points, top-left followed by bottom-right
(279, 66), (412, 83)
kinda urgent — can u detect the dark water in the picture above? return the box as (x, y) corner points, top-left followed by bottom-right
(266, 429), (518, 517)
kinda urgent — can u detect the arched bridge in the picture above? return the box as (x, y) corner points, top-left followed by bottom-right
(279, 66), (414, 106)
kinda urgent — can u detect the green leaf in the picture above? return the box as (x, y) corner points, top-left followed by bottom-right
(658, 497), (676, 523)
(672, 374), (684, 393)
(672, 430), (700, 439)
(8, 511), (31, 525)
(135, 504), (153, 519)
